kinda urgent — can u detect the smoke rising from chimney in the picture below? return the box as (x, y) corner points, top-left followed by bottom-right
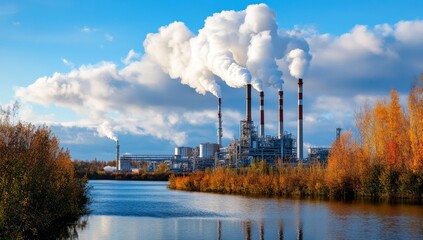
(98, 121), (118, 141)
(286, 48), (311, 79)
(144, 3), (311, 95)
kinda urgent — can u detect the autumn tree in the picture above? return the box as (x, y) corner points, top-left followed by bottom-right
(156, 162), (170, 174)
(408, 76), (423, 172)
(0, 105), (89, 239)
(325, 131), (359, 198)
(385, 90), (410, 169)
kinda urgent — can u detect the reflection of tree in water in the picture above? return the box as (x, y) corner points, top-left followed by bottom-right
(297, 221), (303, 240)
(45, 216), (89, 240)
(239, 219), (303, 240)
(278, 221), (284, 240)
(243, 221), (251, 240)
(217, 220), (221, 240)
(259, 221), (264, 240)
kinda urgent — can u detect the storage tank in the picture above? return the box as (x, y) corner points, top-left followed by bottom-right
(199, 143), (220, 158)
(174, 147), (194, 158)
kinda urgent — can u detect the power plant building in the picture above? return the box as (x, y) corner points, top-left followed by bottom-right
(116, 78), (327, 172)
(220, 83), (297, 168)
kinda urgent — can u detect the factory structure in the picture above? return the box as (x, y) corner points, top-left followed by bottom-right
(117, 79), (337, 172)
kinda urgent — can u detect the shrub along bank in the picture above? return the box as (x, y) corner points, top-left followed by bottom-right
(0, 106), (89, 239)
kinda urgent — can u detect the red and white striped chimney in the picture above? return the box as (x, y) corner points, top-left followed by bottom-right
(297, 78), (303, 160)
(218, 98), (222, 147)
(259, 91), (264, 138)
(278, 90), (284, 157)
(246, 84), (252, 122)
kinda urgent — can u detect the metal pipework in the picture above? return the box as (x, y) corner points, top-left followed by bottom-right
(297, 78), (303, 160)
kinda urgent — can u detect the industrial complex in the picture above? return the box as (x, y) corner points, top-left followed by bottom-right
(117, 79), (336, 172)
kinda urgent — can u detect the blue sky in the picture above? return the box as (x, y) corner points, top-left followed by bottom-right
(1, 0), (423, 160)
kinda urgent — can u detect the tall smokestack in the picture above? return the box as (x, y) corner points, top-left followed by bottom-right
(278, 90), (284, 158)
(116, 140), (120, 171)
(336, 128), (341, 141)
(246, 84), (252, 122)
(218, 98), (223, 147)
(259, 91), (264, 138)
(297, 78), (303, 160)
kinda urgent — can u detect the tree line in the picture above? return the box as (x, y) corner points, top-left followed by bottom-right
(170, 76), (423, 200)
(73, 160), (171, 181)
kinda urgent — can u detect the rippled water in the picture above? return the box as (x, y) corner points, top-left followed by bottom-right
(76, 180), (423, 239)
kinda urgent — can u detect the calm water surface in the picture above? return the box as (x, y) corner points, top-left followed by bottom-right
(76, 180), (423, 239)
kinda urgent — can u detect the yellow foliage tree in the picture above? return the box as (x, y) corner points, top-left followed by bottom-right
(325, 131), (358, 197)
(408, 76), (423, 172)
(386, 90), (410, 170)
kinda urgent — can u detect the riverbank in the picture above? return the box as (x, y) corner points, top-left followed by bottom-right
(80, 171), (171, 181)
(169, 162), (423, 200)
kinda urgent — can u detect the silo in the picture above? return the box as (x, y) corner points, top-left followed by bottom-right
(199, 143), (220, 158)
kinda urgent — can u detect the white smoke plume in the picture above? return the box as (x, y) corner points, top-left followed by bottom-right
(104, 165), (117, 173)
(286, 48), (311, 79)
(15, 3), (313, 146)
(144, 22), (222, 97)
(98, 121), (117, 141)
(144, 3), (311, 93)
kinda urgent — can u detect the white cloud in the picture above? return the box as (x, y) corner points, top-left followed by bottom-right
(183, 110), (215, 125)
(119, 56), (171, 89)
(298, 20), (423, 98)
(122, 49), (140, 65)
(105, 34), (113, 42)
(81, 26), (94, 32)
(15, 60), (212, 146)
(61, 58), (74, 68)
(394, 20), (423, 44)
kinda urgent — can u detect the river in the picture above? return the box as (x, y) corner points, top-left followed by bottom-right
(74, 180), (423, 239)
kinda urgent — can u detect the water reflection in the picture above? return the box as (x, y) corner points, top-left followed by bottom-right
(74, 181), (423, 239)
(76, 216), (314, 240)
(296, 221), (303, 240)
(259, 221), (264, 240)
(39, 216), (88, 240)
(278, 221), (284, 240)
(63, 217), (89, 240)
(217, 220), (221, 240)
(326, 200), (423, 239)
(243, 221), (251, 240)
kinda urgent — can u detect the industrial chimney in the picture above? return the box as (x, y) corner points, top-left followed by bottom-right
(246, 84), (252, 122)
(218, 98), (223, 147)
(297, 78), (303, 160)
(259, 91), (264, 138)
(116, 140), (120, 171)
(278, 90), (284, 157)
(336, 128), (342, 141)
